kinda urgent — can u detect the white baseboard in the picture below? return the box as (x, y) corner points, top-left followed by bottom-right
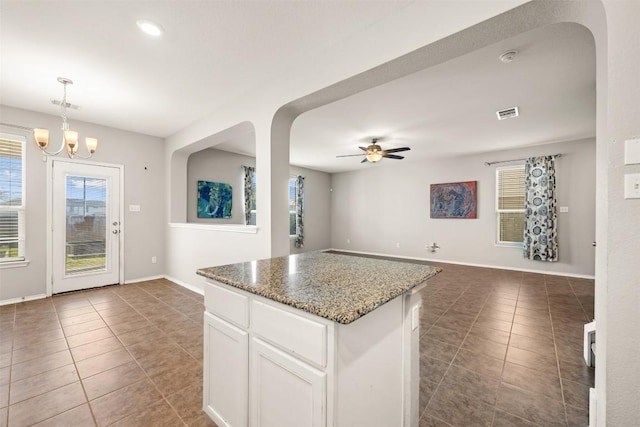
(123, 275), (165, 284)
(326, 248), (596, 280)
(163, 275), (204, 296)
(0, 293), (47, 306)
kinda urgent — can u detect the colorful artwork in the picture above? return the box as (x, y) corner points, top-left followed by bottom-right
(197, 181), (232, 218)
(430, 181), (477, 218)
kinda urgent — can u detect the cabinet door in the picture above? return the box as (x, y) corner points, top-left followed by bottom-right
(204, 312), (248, 427)
(251, 338), (326, 427)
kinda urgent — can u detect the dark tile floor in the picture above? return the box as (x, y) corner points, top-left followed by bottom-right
(0, 261), (594, 427)
(0, 278), (217, 427)
(415, 262), (594, 427)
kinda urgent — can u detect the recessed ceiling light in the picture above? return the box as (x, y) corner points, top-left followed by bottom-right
(136, 19), (164, 37)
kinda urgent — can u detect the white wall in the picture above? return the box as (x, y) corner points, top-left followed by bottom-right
(601, 1), (640, 424)
(187, 149), (253, 225)
(330, 138), (595, 276)
(186, 148), (331, 251)
(0, 105), (165, 302)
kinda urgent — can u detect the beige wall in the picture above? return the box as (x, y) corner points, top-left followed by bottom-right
(187, 149), (253, 225)
(331, 138), (596, 276)
(186, 148), (331, 252)
(0, 105), (165, 302)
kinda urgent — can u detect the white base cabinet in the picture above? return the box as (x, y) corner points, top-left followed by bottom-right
(251, 338), (326, 427)
(203, 312), (249, 427)
(203, 279), (424, 427)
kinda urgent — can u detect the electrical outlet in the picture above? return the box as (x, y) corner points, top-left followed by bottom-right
(396, 242), (400, 248)
(151, 256), (157, 264)
(346, 238), (350, 244)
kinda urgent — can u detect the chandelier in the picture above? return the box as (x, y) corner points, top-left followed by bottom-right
(33, 77), (98, 159)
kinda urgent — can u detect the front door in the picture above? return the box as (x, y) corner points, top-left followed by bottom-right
(51, 160), (122, 294)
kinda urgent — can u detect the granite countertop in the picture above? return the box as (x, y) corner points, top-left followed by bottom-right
(196, 251), (441, 324)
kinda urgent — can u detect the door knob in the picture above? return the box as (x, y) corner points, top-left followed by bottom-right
(113, 221), (119, 226)
(112, 229), (119, 234)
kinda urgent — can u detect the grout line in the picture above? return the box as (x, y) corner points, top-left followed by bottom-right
(92, 284), (193, 426)
(52, 294), (100, 427)
(418, 276), (504, 423)
(566, 278), (594, 323)
(41, 281), (203, 427)
(491, 271), (523, 426)
(544, 276), (571, 427)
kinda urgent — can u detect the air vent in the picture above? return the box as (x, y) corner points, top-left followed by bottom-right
(496, 107), (519, 120)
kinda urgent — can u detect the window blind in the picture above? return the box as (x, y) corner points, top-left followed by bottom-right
(0, 137), (25, 261)
(497, 166), (525, 210)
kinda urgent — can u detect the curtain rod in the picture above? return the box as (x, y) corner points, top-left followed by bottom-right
(484, 153), (562, 166)
(0, 122), (34, 132)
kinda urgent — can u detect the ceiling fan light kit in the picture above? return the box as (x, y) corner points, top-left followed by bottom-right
(337, 137), (410, 164)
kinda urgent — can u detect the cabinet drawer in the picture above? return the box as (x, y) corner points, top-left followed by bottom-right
(252, 300), (327, 367)
(205, 281), (249, 328)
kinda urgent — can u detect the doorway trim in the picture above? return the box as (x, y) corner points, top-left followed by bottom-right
(46, 158), (125, 296)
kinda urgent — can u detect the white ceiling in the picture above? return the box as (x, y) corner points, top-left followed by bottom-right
(291, 22), (596, 173)
(1, 2), (595, 174)
(0, 0), (410, 137)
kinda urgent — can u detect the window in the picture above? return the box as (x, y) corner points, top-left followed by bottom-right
(0, 135), (26, 262)
(288, 177), (297, 235)
(496, 165), (525, 246)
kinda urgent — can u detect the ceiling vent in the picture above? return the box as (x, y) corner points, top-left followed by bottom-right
(496, 107), (519, 120)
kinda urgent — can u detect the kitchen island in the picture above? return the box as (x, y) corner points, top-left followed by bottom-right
(197, 251), (440, 427)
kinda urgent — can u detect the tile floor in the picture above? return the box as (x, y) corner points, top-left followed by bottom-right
(0, 278), (216, 427)
(0, 260), (594, 427)
(415, 262), (594, 427)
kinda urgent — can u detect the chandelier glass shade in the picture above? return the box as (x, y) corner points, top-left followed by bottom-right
(33, 77), (98, 159)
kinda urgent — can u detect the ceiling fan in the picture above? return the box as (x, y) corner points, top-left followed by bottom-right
(336, 138), (410, 163)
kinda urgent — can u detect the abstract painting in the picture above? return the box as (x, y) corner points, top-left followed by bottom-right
(430, 181), (477, 218)
(197, 180), (232, 218)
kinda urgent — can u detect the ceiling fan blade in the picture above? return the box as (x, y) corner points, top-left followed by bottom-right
(359, 146), (368, 151)
(384, 154), (405, 160)
(384, 147), (411, 154)
(336, 153), (367, 158)
(361, 158), (369, 163)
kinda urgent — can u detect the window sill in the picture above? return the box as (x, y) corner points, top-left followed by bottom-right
(0, 259), (30, 269)
(168, 223), (258, 234)
(495, 242), (524, 249)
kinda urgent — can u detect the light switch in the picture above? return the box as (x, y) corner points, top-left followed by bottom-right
(559, 206), (569, 213)
(129, 204), (141, 212)
(624, 173), (640, 199)
(624, 138), (640, 165)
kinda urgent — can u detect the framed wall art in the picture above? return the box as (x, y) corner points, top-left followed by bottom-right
(430, 181), (477, 218)
(197, 180), (232, 218)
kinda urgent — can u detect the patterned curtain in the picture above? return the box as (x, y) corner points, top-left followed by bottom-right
(523, 156), (558, 261)
(242, 166), (255, 225)
(294, 175), (305, 248)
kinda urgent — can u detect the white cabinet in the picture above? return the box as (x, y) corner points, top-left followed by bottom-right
(203, 312), (249, 427)
(251, 338), (326, 427)
(203, 279), (424, 427)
